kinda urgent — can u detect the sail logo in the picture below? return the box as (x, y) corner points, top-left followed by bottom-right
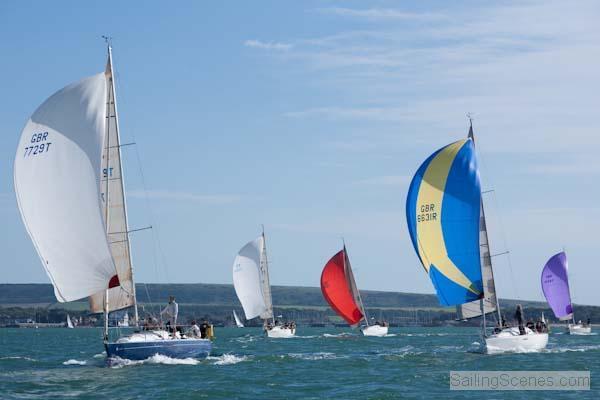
(23, 131), (51, 157)
(417, 203), (437, 223)
(234, 263), (242, 272)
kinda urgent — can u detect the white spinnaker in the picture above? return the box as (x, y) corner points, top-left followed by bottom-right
(233, 237), (268, 320)
(14, 73), (117, 302)
(456, 200), (498, 320)
(259, 234), (274, 320)
(89, 55), (135, 314)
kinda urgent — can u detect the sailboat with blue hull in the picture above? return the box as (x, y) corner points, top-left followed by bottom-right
(14, 41), (211, 361)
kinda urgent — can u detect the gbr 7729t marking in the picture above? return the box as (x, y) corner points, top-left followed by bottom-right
(23, 132), (52, 157)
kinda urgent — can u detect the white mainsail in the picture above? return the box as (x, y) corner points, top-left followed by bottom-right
(66, 314), (74, 329)
(233, 237), (269, 320)
(14, 73), (118, 302)
(258, 233), (274, 320)
(89, 50), (137, 317)
(343, 248), (367, 325)
(233, 310), (244, 328)
(456, 200), (499, 320)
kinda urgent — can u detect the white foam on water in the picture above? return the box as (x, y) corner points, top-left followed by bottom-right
(63, 359), (87, 366)
(288, 352), (340, 360)
(323, 333), (352, 338)
(293, 335), (317, 339)
(93, 352), (106, 358)
(0, 356), (37, 362)
(384, 333), (397, 337)
(545, 344), (600, 353)
(208, 354), (248, 365)
(108, 354), (199, 368)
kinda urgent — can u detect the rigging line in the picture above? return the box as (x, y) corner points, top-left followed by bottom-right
(112, 67), (163, 317)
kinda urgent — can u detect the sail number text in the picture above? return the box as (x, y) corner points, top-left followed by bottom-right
(417, 203), (437, 222)
(24, 132), (51, 157)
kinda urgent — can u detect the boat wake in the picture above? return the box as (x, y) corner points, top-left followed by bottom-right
(63, 359), (87, 366)
(545, 344), (600, 353)
(108, 354), (200, 368)
(207, 354), (248, 365)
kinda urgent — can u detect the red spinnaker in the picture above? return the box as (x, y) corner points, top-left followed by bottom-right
(320, 249), (364, 326)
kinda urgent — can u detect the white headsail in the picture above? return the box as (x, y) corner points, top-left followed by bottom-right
(14, 73), (118, 302)
(89, 50), (137, 316)
(233, 310), (244, 328)
(233, 237), (268, 320)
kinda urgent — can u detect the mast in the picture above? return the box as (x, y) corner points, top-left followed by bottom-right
(343, 242), (369, 326)
(105, 39), (139, 326)
(260, 226), (275, 324)
(468, 116), (502, 325)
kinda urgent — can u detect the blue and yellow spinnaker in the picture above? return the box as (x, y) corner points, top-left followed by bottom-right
(406, 139), (483, 306)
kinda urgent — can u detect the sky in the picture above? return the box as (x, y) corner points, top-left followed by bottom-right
(1, 1), (599, 306)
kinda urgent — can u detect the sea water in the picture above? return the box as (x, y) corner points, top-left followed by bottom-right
(0, 327), (598, 399)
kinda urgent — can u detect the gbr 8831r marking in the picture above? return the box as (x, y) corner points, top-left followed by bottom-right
(417, 203), (437, 222)
(23, 132), (51, 157)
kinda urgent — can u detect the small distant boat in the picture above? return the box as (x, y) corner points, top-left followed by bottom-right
(14, 41), (211, 360)
(321, 243), (388, 337)
(406, 119), (547, 353)
(233, 228), (295, 338)
(541, 252), (592, 335)
(233, 310), (244, 328)
(66, 315), (74, 329)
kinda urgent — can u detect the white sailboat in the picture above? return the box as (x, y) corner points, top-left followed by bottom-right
(233, 310), (244, 328)
(233, 228), (295, 338)
(14, 40), (211, 360)
(66, 314), (74, 329)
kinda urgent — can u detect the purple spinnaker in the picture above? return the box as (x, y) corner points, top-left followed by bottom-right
(541, 252), (573, 321)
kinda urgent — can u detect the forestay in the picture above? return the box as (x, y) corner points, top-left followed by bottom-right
(14, 73), (117, 302)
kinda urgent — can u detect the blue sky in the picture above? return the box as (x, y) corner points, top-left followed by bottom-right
(1, 1), (599, 306)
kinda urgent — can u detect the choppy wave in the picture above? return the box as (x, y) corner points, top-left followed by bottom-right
(545, 344), (600, 353)
(208, 354), (248, 365)
(323, 333), (353, 338)
(288, 352), (341, 360)
(93, 352), (106, 358)
(0, 356), (37, 362)
(63, 359), (87, 366)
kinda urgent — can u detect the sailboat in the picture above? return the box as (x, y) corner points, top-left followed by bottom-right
(541, 252), (591, 335)
(233, 310), (244, 328)
(406, 119), (547, 353)
(321, 244), (388, 337)
(233, 228), (296, 338)
(66, 314), (74, 329)
(14, 41), (211, 360)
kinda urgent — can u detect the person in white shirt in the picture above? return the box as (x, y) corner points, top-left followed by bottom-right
(189, 320), (201, 338)
(160, 296), (178, 336)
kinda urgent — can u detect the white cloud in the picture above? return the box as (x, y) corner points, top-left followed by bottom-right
(353, 175), (411, 186)
(244, 39), (292, 51)
(319, 7), (446, 21)
(127, 190), (242, 204)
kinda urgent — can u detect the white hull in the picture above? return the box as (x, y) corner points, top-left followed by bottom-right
(266, 325), (296, 338)
(361, 325), (388, 337)
(485, 327), (548, 354)
(568, 324), (592, 335)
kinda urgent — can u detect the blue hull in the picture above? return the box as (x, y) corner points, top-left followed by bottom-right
(105, 338), (211, 360)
